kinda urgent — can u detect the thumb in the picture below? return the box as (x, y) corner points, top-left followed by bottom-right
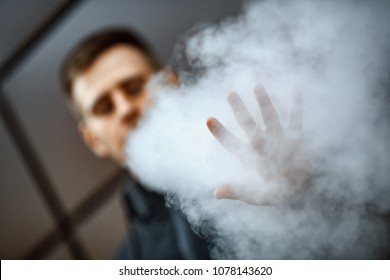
(214, 184), (237, 200)
(214, 184), (276, 206)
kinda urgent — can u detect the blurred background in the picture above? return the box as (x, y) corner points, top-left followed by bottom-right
(0, 0), (245, 259)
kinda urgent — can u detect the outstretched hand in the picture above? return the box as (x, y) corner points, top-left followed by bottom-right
(206, 84), (312, 205)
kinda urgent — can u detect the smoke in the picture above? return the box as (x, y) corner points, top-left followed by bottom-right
(125, 0), (390, 259)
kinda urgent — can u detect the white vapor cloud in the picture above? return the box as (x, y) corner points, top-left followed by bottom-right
(126, 0), (390, 259)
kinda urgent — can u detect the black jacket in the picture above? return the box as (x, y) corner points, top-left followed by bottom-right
(114, 180), (211, 259)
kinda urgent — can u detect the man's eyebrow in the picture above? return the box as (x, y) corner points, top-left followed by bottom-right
(119, 74), (145, 86)
(85, 74), (147, 113)
(89, 90), (110, 111)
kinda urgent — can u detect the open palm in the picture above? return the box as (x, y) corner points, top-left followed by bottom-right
(206, 84), (312, 205)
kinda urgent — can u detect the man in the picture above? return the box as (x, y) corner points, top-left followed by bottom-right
(61, 27), (312, 259)
(61, 28), (210, 259)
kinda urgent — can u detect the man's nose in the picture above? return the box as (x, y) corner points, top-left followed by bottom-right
(113, 90), (134, 116)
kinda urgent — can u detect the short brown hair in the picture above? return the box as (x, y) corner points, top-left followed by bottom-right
(60, 27), (161, 102)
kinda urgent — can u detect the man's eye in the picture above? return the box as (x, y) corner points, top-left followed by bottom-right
(121, 76), (145, 96)
(92, 97), (113, 116)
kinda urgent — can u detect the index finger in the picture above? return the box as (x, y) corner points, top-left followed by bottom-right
(254, 84), (282, 132)
(289, 90), (302, 130)
(227, 91), (258, 136)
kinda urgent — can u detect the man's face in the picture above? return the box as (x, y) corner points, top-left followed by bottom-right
(72, 44), (155, 164)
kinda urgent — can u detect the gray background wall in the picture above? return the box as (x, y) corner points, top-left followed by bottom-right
(0, 0), (245, 259)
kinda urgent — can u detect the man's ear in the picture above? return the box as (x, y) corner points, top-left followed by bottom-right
(78, 121), (108, 158)
(163, 68), (179, 85)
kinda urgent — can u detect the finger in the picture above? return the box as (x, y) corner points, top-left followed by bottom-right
(227, 91), (258, 136)
(206, 117), (244, 158)
(254, 84), (282, 131)
(214, 184), (274, 206)
(289, 90), (302, 130)
(214, 184), (237, 200)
